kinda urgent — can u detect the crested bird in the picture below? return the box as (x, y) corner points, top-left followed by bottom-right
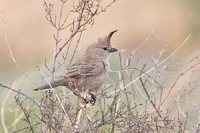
(34, 30), (118, 104)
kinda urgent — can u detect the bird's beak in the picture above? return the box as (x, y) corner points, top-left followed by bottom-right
(108, 48), (118, 53)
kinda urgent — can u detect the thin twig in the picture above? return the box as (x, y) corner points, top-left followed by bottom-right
(161, 61), (200, 105)
(51, 0), (66, 81)
(0, 90), (11, 133)
(139, 65), (162, 119)
(108, 34), (191, 96)
(38, 68), (73, 130)
(1, 16), (32, 81)
(10, 112), (25, 130)
(15, 99), (34, 133)
(11, 123), (41, 133)
(0, 83), (40, 107)
(124, 34), (191, 90)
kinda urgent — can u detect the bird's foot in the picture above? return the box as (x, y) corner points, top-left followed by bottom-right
(80, 92), (96, 106)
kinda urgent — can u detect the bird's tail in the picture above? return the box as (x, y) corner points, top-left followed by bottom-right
(33, 79), (66, 91)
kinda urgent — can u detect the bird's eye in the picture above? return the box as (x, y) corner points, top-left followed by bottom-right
(103, 47), (107, 50)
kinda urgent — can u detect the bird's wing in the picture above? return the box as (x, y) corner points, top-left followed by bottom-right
(65, 58), (104, 79)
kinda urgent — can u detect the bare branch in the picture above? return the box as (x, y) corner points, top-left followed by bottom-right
(123, 34), (191, 90)
(161, 61), (200, 105)
(0, 82), (40, 107)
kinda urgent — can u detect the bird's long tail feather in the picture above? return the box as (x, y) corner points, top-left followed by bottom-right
(33, 79), (66, 91)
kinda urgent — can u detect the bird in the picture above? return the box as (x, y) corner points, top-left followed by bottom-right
(34, 30), (118, 105)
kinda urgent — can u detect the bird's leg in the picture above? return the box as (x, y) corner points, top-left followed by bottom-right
(88, 92), (96, 105)
(80, 92), (96, 106)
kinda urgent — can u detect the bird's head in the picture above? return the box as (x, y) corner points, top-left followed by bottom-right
(86, 30), (118, 60)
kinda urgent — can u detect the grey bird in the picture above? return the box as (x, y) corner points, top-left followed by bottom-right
(34, 30), (118, 104)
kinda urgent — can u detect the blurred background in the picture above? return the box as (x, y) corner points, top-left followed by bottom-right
(0, 0), (200, 77)
(0, 0), (200, 130)
(0, 0), (200, 103)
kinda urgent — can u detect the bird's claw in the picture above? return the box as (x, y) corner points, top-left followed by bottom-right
(81, 92), (96, 106)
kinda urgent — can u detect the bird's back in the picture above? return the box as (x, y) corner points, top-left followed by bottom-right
(64, 55), (108, 92)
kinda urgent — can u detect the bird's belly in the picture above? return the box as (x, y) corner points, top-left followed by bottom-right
(79, 74), (106, 92)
